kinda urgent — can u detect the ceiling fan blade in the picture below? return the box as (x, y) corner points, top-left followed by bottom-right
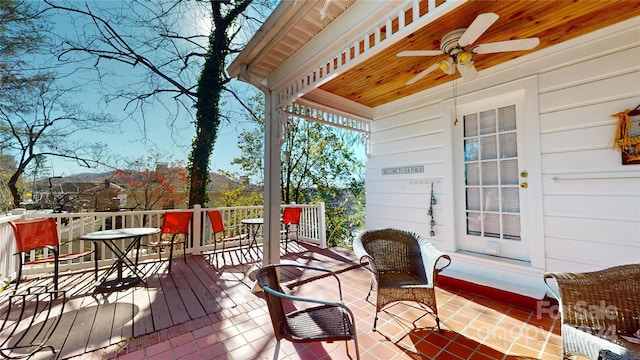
(406, 62), (440, 85)
(473, 38), (540, 54)
(457, 61), (479, 81)
(397, 50), (444, 57)
(458, 12), (499, 47)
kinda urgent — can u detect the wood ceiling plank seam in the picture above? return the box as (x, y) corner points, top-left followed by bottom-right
(274, 0), (463, 108)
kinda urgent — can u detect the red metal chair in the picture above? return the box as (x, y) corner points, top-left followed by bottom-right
(207, 210), (248, 267)
(281, 207), (302, 252)
(140, 211), (192, 273)
(9, 218), (94, 291)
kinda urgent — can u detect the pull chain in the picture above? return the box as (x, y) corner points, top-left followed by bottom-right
(453, 79), (459, 126)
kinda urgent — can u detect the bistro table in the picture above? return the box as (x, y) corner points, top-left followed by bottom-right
(241, 218), (264, 260)
(81, 227), (160, 292)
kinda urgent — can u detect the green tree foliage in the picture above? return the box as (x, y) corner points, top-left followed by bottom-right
(231, 93), (366, 247)
(214, 171), (262, 208)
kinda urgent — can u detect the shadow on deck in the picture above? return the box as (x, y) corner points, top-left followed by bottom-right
(1, 242), (564, 360)
(0, 242), (351, 359)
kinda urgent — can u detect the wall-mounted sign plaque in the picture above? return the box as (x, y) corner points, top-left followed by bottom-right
(381, 165), (424, 175)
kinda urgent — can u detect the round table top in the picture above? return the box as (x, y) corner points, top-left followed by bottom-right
(80, 227), (160, 241)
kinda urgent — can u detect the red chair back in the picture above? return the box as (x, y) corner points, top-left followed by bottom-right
(207, 210), (225, 233)
(10, 218), (59, 253)
(282, 207), (302, 225)
(161, 211), (193, 235)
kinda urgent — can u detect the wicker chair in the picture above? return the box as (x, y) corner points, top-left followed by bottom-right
(544, 264), (640, 360)
(353, 228), (451, 331)
(256, 264), (360, 360)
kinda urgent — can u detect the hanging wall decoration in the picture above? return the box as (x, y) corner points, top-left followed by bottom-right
(612, 105), (640, 165)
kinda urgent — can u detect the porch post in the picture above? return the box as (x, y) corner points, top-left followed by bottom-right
(262, 90), (282, 267)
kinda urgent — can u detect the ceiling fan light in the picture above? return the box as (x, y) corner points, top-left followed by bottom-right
(439, 57), (455, 74)
(457, 51), (472, 65)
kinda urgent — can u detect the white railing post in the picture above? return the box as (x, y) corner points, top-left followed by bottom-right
(0, 209), (25, 286)
(317, 202), (327, 249)
(191, 204), (202, 254)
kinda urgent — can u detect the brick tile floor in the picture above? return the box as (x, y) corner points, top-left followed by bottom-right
(82, 266), (565, 360)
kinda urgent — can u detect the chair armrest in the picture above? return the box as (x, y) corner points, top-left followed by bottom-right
(543, 273), (560, 300)
(417, 235), (451, 284)
(269, 263), (345, 301)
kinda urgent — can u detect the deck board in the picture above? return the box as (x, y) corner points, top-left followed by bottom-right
(0, 242), (358, 359)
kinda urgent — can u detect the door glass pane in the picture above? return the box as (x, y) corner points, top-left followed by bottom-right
(500, 133), (517, 158)
(482, 161), (498, 185)
(480, 135), (497, 160)
(483, 213), (500, 238)
(479, 110), (496, 135)
(501, 188), (520, 213)
(502, 214), (521, 240)
(466, 188), (481, 211)
(483, 187), (499, 212)
(467, 212), (481, 235)
(466, 163), (480, 186)
(465, 138), (478, 161)
(464, 114), (478, 136)
(500, 159), (519, 185)
(498, 105), (516, 132)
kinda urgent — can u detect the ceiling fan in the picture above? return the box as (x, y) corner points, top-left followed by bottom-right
(398, 12), (540, 85)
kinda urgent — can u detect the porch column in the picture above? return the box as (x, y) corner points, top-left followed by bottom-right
(262, 90), (281, 267)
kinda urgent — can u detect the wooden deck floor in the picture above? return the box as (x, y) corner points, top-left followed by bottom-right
(0, 242), (360, 359)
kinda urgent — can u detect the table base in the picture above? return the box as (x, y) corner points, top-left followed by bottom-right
(95, 276), (143, 293)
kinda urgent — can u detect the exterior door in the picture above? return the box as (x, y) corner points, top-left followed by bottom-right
(454, 94), (530, 262)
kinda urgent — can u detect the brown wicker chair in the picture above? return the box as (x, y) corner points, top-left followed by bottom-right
(353, 228), (451, 331)
(544, 264), (640, 360)
(255, 264), (360, 360)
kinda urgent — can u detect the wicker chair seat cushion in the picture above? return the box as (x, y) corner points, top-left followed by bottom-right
(379, 273), (430, 288)
(562, 324), (628, 360)
(283, 305), (354, 342)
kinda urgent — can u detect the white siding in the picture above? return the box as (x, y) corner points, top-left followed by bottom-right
(366, 102), (449, 250)
(366, 16), (640, 295)
(539, 46), (640, 272)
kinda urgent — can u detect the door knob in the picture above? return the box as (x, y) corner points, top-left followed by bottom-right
(520, 182), (528, 189)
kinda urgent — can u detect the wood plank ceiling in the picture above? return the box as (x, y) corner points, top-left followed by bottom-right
(318, 1), (640, 108)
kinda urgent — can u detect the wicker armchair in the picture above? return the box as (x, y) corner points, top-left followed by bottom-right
(353, 228), (451, 331)
(256, 264), (360, 360)
(544, 264), (640, 360)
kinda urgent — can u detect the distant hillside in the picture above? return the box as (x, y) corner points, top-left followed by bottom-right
(44, 171), (256, 192)
(60, 172), (113, 182)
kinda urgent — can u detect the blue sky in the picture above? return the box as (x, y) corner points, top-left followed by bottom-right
(42, 1), (264, 178)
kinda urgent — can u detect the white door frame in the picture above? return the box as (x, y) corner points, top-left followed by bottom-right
(443, 76), (545, 269)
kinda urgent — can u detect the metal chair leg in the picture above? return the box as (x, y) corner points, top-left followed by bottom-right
(273, 340), (281, 360)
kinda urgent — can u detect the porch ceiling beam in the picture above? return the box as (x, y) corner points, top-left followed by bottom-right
(273, 0), (467, 108)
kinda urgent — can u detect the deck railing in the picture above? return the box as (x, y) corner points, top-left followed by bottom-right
(0, 203), (326, 287)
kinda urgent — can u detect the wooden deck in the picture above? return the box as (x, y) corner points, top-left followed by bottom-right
(0, 242), (360, 359)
